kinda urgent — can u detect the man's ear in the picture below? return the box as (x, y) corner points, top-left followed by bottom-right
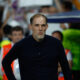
(46, 24), (48, 29)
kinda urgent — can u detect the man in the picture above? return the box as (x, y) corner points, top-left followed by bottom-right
(52, 31), (72, 80)
(0, 22), (11, 80)
(11, 26), (24, 44)
(63, 24), (80, 80)
(9, 26), (24, 80)
(1, 26), (24, 80)
(2, 14), (72, 80)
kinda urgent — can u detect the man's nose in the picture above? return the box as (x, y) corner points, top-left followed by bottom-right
(39, 26), (42, 30)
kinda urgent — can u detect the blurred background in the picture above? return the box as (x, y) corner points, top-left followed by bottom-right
(0, 0), (80, 80)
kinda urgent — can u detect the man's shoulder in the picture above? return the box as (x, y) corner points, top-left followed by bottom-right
(45, 35), (62, 46)
(15, 35), (32, 45)
(45, 35), (59, 42)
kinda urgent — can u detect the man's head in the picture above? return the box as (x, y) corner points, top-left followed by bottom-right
(52, 31), (63, 42)
(40, 6), (49, 13)
(11, 26), (24, 43)
(48, 6), (58, 14)
(61, 1), (72, 12)
(3, 24), (12, 38)
(30, 14), (48, 42)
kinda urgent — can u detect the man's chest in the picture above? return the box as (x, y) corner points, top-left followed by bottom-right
(19, 44), (59, 65)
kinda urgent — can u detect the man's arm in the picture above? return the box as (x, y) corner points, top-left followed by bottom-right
(57, 41), (72, 80)
(54, 0), (63, 12)
(66, 51), (72, 69)
(2, 43), (19, 80)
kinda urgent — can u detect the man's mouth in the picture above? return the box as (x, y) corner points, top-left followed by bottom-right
(39, 32), (43, 35)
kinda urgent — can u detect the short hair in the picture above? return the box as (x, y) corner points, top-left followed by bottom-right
(11, 26), (24, 34)
(3, 24), (12, 35)
(30, 14), (48, 24)
(52, 31), (63, 42)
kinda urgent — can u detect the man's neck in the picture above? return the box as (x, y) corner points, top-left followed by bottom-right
(32, 35), (44, 42)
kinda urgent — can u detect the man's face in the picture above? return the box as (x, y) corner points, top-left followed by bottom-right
(11, 31), (23, 43)
(30, 16), (48, 41)
(41, 7), (49, 13)
(49, 7), (57, 14)
(52, 32), (61, 41)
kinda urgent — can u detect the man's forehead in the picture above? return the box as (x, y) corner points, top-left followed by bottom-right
(12, 31), (22, 33)
(33, 16), (46, 24)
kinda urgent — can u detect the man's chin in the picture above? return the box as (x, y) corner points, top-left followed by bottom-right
(37, 35), (44, 40)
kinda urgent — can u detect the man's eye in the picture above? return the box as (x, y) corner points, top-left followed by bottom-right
(35, 24), (39, 26)
(42, 24), (46, 27)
